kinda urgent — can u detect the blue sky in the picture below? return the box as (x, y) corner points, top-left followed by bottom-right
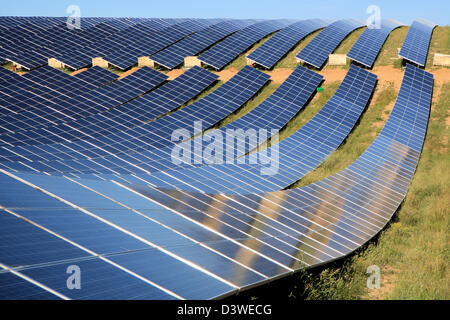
(1, 0), (448, 26)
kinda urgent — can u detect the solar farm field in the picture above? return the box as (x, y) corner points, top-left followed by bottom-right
(0, 16), (448, 301)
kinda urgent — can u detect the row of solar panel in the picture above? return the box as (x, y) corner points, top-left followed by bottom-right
(0, 64), (433, 300)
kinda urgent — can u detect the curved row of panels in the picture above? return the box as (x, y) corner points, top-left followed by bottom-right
(0, 14), (437, 299)
(0, 63), (433, 299)
(0, 17), (436, 71)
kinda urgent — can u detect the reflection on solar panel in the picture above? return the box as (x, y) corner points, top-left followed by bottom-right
(247, 19), (330, 69)
(0, 67), (168, 134)
(399, 18), (436, 66)
(0, 66), (270, 170)
(150, 20), (253, 69)
(296, 19), (365, 69)
(0, 67), (218, 147)
(347, 19), (403, 68)
(198, 20), (292, 70)
(0, 64), (432, 300)
(73, 66), (119, 87)
(120, 65), (323, 173)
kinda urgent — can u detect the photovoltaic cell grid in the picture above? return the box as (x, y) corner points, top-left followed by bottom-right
(0, 66), (218, 147)
(399, 18), (436, 67)
(0, 17), (180, 70)
(114, 65), (323, 174)
(247, 19), (330, 69)
(198, 20), (293, 70)
(347, 19), (403, 68)
(296, 19), (365, 69)
(115, 65), (376, 194)
(72, 66), (119, 87)
(0, 66), (269, 169)
(150, 20), (255, 70)
(0, 67), (168, 135)
(0, 64), (432, 300)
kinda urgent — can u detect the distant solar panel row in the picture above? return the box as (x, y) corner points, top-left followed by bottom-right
(150, 20), (254, 69)
(0, 66), (218, 147)
(198, 19), (293, 70)
(0, 66), (270, 171)
(247, 19), (330, 69)
(347, 19), (403, 68)
(0, 64), (432, 300)
(399, 18), (436, 66)
(296, 19), (365, 69)
(104, 19), (218, 70)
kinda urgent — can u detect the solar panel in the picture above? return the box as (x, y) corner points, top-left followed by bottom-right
(347, 19), (403, 68)
(247, 19), (330, 69)
(0, 66), (270, 170)
(0, 67), (218, 147)
(399, 18), (436, 66)
(0, 64), (432, 298)
(72, 66), (119, 87)
(105, 20), (216, 70)
(198, 20), (293, 70)
(120, 65), (323, 173)
(296, 19), (365, 69)
(104, 65), (376, 193)
(149, 20), (254, 69)
(0, 67), (168, 134)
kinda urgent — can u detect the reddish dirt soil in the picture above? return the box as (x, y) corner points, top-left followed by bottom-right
(71, 68), (88, 76)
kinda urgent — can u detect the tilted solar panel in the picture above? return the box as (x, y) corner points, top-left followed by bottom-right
(347, 19), (403, 68)
(198, 20), (293, 70)
(72, 66), (119, 87)
(398, 18), (436, 66)
(296, 19), (365, 69)
(247, 19), (330, 69)
(0, 66), (270, 171)
(0, 67), (168, 134)
(150, 20), (254, 70)
(0, 67), (218, 147)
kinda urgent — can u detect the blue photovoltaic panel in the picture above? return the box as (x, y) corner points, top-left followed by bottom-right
(198, 20), (292, 70)
(0, 66), (218, 147)
(116, 65), (323, 173)
(296, 19), (365, 69)
(399, 18), (436, 67)
(247, 19), (330, 69)
(347, 19), (403, 68)
(0, 65), (432, 300)
(105, 19), (216, 70)
(0, 66), (270, 169)
(0, 67), (168, 134)
(111, 65), (376, 194)
(73, 66), (119, 87)
(149, 20), (253, 69)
